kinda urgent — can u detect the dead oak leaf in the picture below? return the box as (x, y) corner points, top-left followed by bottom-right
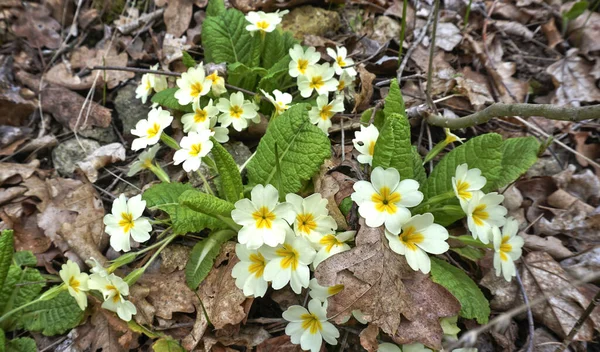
(521, 252), (600, 341)
(546, 49), (600, 106)
(139, 270), (196, 320)
(353, 65), (375, 113)
(11, 3), (61, 49)
(164, 0), (194, 38)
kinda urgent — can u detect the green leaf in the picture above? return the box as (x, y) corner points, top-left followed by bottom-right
(0, 266), (44, 330)
(17, 291), (84, 336)
(0, 230), (14, 292)
(186, 230), (235, 289)
(227, 62), (267, 91)
(261, 30), (297, 70)
(12, 252), (36, 268)
(411, 146), (427, 185)
(372, 113), (414, 179)
(359, 108), (385, 130)
(151, 88), (193, 112)
(143, 183), (224, 234)
(206, 0), (225, 17)
(179, 190), (235, 217)
(6, 338), (36, 352)
(210, 138), (243, 203)
(0, 328), (4, 352)
(339, 197), (352, 217)
(257, 54), (295, 95)
(383, 79), (406, 118)
(182, 51), (196, 68)
(450, 247), (486, 261)
(490, 137), (540, 190)
(153, 338), (186, 352)
(202, 9), (261, 67)
(247, 104), (331, 194)
(430, 258), (490, 324)
(563, 0), (588, 20)
(421, 133), (504, 225)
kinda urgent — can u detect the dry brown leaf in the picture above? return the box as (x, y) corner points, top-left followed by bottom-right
(182, 242), (249, 351)
(313, 161), (348, 231)
(536, 207), (600, 242)
(11, 3), (61, 49)
(76, 143), (126, 183)
(494, 20), (534, 40)
(410, 45), (456, 98)
(0, 160), (40, 186)
(496, 62), (529, 103)
(572, 132), (600, 169)
(315, 219), (459, 349)
(353, 65), (375, 113)
(561, 247), (600, 282)
(455, 67), (494, 108)
(521, 252), (600, 340)
(0, 56), (37, 127)
(139, 270), (196, 320)
(435, 22), (462, 51)
(45, 62), (99, 90)
(562, 3), (600, 54)
(256, 335), (302, 352)
(541, 18), (563, 49)
(480, 270), (519, 312)
(160, 244), (191, 273)
(546, 49), (600, 106)
(359, 324), (380, 352)
(163, 34), (192, 65)
(165, 0), (194, 38)
(213, 326), (272, 349)
(520, 233), (573, 260)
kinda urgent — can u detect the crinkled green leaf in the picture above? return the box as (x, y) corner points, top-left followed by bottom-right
(0, 328), (5, 352)
(179, 190), (235, 217)
(430, 258), (490, 324)
(17, 291), (84, 336)
(372, 113), (414, 180)
(0, 266), (44, 330)
(206, 0), (225, 17)
(151, 88), (193, 113)
(202, 9), (261, 67)
(261, 30), (297, 70)
(359, 108), (385, 130)
(182, 51), (196, 68)
(227, 62), (267, 91)
(247, 104), (331, 194)
(6, 337), (36, 352)
(211, 138), (243, 203)
(491, 136), (540, 190)
(185, 230), (235, 290)
(143, 183), (224, 234)
(257, 54), (295, 95)
(153, 338), (186, 352)
(450, 247), (486, 261)
(0, 230), (14, 292)
(421, 133), (504, 226)
(411, 146), (427, 185)
(383, 79), (406, 118)
(12, 251), (36, 268)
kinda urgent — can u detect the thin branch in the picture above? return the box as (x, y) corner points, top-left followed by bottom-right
(397, 9), (435, 83)
(425, 0), (441, 110)
(554, 289), (600, 352)
(515, 270), (534, 352)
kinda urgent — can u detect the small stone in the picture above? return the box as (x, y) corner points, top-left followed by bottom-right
(78, 126), (119, 143)
(223, 141), (252, 167)
(372, 16), (401, 46)
(114, 83), (150, 135)
(52, 137), (100, 175)
(282, 6), (340, 39)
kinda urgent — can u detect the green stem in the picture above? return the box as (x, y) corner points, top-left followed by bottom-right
(412, 190), (456, 214)
(463, 0), (473, 29)
(216, 215), (242, 232)
(160, 132), (180, 150)
(449, 235), (493, 249)
(124, 233), (179, 286)
(423, 140), (449, 164)
(196, 170), (215, 196)
(149, 163), (170, 183)
(398, 0), (408, 63)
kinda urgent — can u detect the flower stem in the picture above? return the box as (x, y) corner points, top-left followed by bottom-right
(149, 163), (170, 183)
(160, 132), (180, 150)
(412, 190), (456, 214)
(423, 140), (449, 164)
(196, 170), (214, 196)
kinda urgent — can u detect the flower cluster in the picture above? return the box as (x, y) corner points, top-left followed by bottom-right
(59, 259), (136, 321)
(452, 164), (524, 281)
(231, 184), (351, 351)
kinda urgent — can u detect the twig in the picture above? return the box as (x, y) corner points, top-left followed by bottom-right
(117, 8), (165, 34)
(555, 286), (600, 351)
(397, 9), (435, 82)
(515, 270), (534, 352)
(425, 0), (441, 110)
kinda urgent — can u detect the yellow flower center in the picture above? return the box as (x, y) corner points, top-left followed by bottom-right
(319, 234), (343, 252)
(230, 105), (244, 119)
(143, 158), (153, 169)
(118, 212), (135, 233)
(69, 276), (80, 293)
(207, 71), (220, 84)
(276, 244), (299, 270)
(368, 140), (376, 156)
(372, 186), (401, 214)
(106, 284), (122, 303)
(309, 75), (324, 90)
(337, 80), (345, 91)
(248, 252), (266, 278)
(194, 109), (208, 123)
(499, 236), (512, 262)
(275, 102), (287, 114)
(456, 180), (471, 201)
(399, 226), (424, 251)
(252, 206), (276, 229)
(319, 104), (334, 120)
(190, 82), (204, 97)
(296, 213), (317, 234)
(471, 204), (489, 226)
(297, 59), (309, 74)
(189, 143), (202, 157)
(327, 284), (344, 295)
(336, 56), (346, 67)
(301, 313), (323, 334)
(145, 79), (152, 91)
(146, 123), (161, 139)
(256, 20), (270, 30)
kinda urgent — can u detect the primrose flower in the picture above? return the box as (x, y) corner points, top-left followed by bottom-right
(326, 46), (357, 77)
(206, 70), (227, 96)
(402, 344), (433, 352)
(444, 128), (465, 144)
(181, 99), (219, 133)
(352, 124), (379, 165)
(466, 191), (507, 244)
(261, 230), (316, 293)
(135, 64), (168, 104)
(285, 193), (337, 242)
(173, 130), (214, 172)
(313, 230), (355, 268)
(127, 144), (160, 177)
(385, 213), (449, 274)
(232, 243), (269, 297)
(103, 194), (152, 252)
(308, 278), (344, 302)
(131, 107), (173, 151)
(452, 164), (487, 210)
(245, 11), (282, 34)
(283, 299), (339, 352)
(308, 94), (344, 134)
(59, 260), (89, 310)
(209, 116), (230, 143)
(298, 63), (338, 98)
(493, 217), (524, 281)
(217, 92), (259, 132)
(261, 89), (292, 115)
(336, 71), (355, 96)
(174, 64), (211, 105)
(351, 167), (423, 234)
(289, 44), (320, 78)
(231, 184), (295, 249)
(88, 273), (137, 321)
(86, 257), (109, 278)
